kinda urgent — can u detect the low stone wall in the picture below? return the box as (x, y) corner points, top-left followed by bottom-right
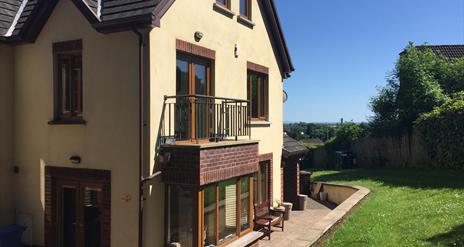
(310, 182), (358, 206)
(321, 183), (357, 205)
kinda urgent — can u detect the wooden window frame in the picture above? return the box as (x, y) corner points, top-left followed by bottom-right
(216, 0), (230, 9)
(176, 52), (214, 142)
(240, 0), (252, 20)
(52, 40), (84, 124)
(198, 175), (254, 247)
(247, 70), (269, 121)
(44, 166), (111, 247)
(255, 161), (270, 207)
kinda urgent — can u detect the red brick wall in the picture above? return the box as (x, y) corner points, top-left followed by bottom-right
(176, 39), (216, 60)
(200, 144), (259, 185)
(162, 143), (259, 186)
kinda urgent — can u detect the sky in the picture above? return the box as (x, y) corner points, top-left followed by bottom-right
(275, 0), (464, 123)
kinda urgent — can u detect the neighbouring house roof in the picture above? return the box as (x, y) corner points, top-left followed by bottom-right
(411, 45), (464, 60)
(283, 134), (309, 158)
(0, 0), (294, 77)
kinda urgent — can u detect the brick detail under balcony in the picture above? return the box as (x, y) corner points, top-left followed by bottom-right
(161, 141), (259, 186)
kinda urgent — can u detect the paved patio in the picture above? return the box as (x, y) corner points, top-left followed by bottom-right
(258, 185), (370, 247)
(259, 198), (333, 247)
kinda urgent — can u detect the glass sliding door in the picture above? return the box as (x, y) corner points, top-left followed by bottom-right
(204, 185), (217, 247)
(218, 179), (237, 244)
(168, 186), (194, 247)
(197, 176), (255, 247)
(240, 178), (251, 232)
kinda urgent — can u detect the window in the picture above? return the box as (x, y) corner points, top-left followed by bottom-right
(216, 0), (230, 9)
(53, 40), (83, 122)
(247, 71), (268, 120)
(254, 161), (270, 206)
(202, 177), (253, 247)
(175, 54), (213, 140)
(240, 0), (251, 19)
(168, 186), (194, 247)
(218, 180), (237, 244)
(204, 185), (217, 247)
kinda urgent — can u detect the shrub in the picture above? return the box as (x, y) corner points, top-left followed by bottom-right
(416, 92), (464, 168)
(325, 122), (365, 152)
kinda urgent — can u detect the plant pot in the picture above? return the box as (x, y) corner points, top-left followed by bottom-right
(282, 202), (293, 220)
(319, 192), (328, 201)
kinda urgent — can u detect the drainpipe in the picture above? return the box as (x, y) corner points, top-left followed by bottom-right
(133, 27), (163, 247)
(133, 27), (147, 247)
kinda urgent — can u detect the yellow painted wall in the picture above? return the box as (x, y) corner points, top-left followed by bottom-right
(146, 0), (285, 246)
(12, 1), (140, 246)
(0, 44), (14, 226)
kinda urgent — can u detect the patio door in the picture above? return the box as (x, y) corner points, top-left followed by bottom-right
(57, 180), (105, 247)
(45, 167), (110, 247)
(176, 53), (213, 141)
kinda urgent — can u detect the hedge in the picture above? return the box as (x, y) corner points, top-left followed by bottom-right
(416, 92), (464, 168)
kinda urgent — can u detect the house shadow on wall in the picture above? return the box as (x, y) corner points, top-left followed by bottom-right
(426, 224), (464, 246)
(311, 169), (464, 190)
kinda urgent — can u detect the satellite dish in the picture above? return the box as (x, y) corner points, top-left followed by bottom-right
(283, 90), (288, 103)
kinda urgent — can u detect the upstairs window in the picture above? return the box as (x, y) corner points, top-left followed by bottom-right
(240, 0), (251, 20)
(216, 0), (230, 9)
(53, 40), (83, 122)
(247, 70), (268, 120)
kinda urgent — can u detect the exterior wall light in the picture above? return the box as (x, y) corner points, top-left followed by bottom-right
(70, 155), (82, 164)
(235, 43), (240, 58)
(194, 31), (204, 41)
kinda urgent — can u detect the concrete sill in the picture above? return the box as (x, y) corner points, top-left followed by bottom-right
(237, 15), (255, 29)
(48, 119), (87, 125)
(213, 3), (235, 18)
(249, 120), (271, 127)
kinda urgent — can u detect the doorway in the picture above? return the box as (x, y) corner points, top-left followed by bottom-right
(175, 53), (214, 141)
(45, 167), (111, 247)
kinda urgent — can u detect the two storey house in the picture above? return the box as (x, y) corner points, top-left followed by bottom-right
(0, 0), (293, 246)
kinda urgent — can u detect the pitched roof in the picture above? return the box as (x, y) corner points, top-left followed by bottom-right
(0, 0), (293, 77)
(283, 134), (308, 158)
(416, 45), (464, 60)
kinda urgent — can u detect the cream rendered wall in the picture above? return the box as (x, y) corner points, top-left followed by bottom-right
(0, 44), (14, 226)
(13, 1), (140, 246)
(146, 1), (284, 246)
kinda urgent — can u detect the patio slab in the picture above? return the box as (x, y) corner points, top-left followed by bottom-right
(259, 184), (370, 247)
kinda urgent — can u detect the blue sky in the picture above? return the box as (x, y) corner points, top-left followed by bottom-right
(275, 0), (464, 123)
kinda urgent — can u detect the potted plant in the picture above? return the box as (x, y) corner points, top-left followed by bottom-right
(281, 202), (293, 220)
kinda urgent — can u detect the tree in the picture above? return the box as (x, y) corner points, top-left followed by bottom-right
(325, 122), (365, 151)
(396, 43), (448, 128)
(369, 77), (400, 135)
(369, 43), (452, 135)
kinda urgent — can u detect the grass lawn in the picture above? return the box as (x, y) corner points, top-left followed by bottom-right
(312, 169), (464, 247)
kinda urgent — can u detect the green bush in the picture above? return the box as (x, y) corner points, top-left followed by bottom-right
(416, 92), (464, 167)
(325, 122), (365, 152)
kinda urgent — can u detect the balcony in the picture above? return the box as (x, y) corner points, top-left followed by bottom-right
(158, 94), (251, 145)
(158, 95), (259, 186)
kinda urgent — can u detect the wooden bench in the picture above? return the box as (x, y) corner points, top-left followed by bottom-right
(253, 203), (284, 240)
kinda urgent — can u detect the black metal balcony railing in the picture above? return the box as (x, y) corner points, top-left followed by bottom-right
(158, 95), (251, 144)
